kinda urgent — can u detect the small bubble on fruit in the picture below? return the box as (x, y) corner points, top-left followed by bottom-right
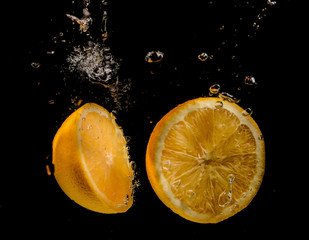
(172, 179), (181, 188)
(215, 101), (223, 108)
(219, 92), (240, 103)
(186, 189), (196, 198)
(162, 160), (171, 171)
(242, 108), (253, 116)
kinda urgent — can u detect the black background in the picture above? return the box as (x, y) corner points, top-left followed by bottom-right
(3, 0), (304, 237)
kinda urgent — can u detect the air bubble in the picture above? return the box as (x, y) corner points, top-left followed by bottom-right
(258, 135), (264, 140)
(228, 174), (235, 183)
(215, 101), (223, 108)
(219, 174), (235, 208)
(186, 189), (196, 198)
(218, 92), (240, 103)
(209, 83), (220, 96)
(242, 108), (253, 116)
(145, 50), (164, 63)
(129, 161), (136, 171)
(162, 160), (171, 171)
(267, 0), (277, 6)
(198, 52), (208, 61)
(123, 194), (130, 206)
(244, 76), (257, 85)
(125, 136), (132, 142)
(31, 62), (41, 69)
(172, 179), (181, 188)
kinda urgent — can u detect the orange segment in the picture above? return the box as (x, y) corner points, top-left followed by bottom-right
(146, 97), (265, 223)
(52, 103), (133, 213)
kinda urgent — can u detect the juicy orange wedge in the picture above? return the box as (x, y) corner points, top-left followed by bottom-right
(146, 97), (265, 223)
(52, 103), (133, 213)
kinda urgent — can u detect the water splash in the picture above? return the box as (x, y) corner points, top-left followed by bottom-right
(63, 0), (132, 112)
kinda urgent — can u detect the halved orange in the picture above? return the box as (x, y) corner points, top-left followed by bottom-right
(52, 103), (133, 213)
(146, 97), (265, 223)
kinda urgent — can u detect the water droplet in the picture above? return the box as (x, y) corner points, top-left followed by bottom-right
(186, 190), (196, 198)
(198, 52), (208, 61)
(162, 160), (171, 171)
(31, 62), (41, 69)
(46, 50), (55, 55)
(242, 108), (253, 116)
(218, 92), (240, 103)
(209, 83), (220, 96)
(86, 124), (93, 129)
(145, 50), (164, 63)
(244, 76), (257, 85)
(215, 101), (223, 108)
(241, 192), (247, 198)
(172, 179), (181, 188)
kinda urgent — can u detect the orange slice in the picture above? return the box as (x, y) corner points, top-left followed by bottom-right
(52, 103), (133, 213)
(146, 97), (265, 223)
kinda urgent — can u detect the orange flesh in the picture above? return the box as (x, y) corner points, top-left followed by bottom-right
(161, 107), (258, 215)
(80, 112), (132, 205)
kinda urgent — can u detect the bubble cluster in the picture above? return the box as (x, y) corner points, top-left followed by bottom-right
(67, 41), (120, 84)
